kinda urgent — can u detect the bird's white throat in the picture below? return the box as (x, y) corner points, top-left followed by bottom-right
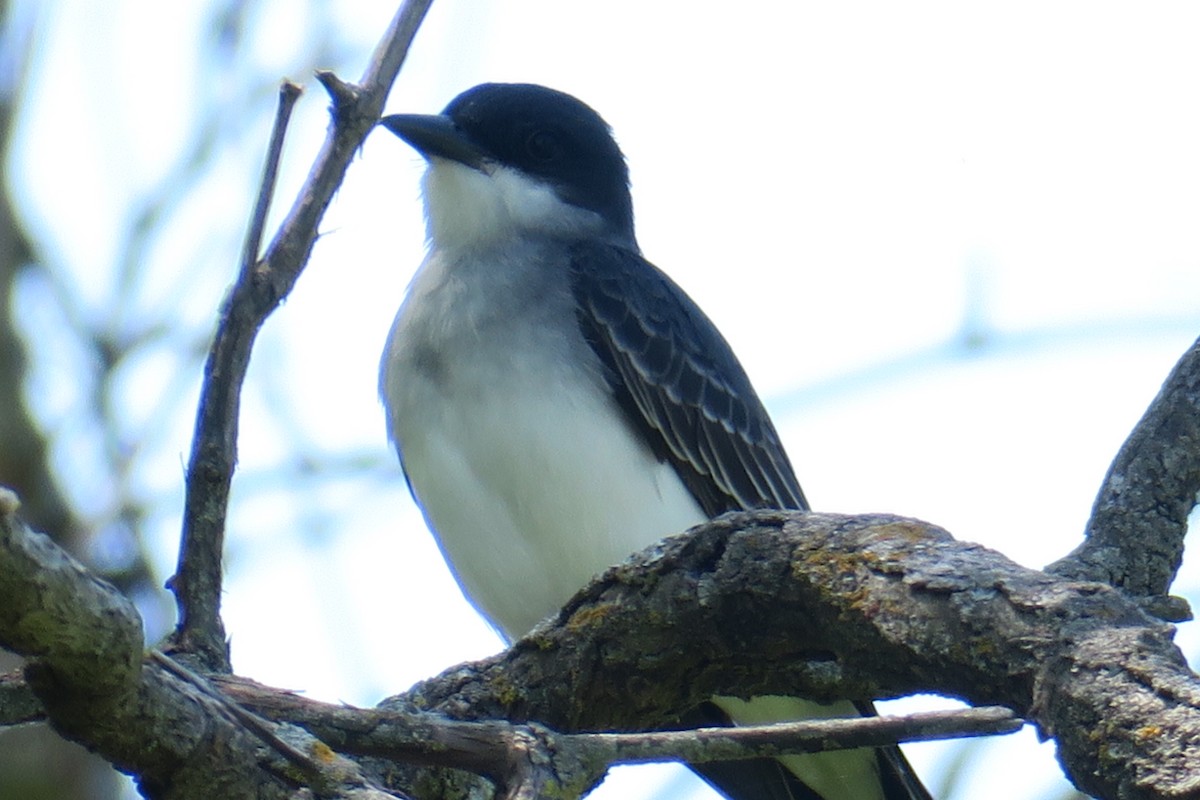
(422, 158), (606, 251)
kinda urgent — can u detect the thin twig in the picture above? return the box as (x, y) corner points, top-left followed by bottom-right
(219, 677), (1019, 776)
(496, 707), (1022, 800)
(167, 0), (435, 671)
(586, 706), (1022, 766)
(241, 81), (303, 271)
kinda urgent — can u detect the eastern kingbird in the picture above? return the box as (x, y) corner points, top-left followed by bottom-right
(378, 83), (930, 800)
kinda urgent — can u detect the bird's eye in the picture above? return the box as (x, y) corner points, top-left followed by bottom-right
(525, 129), (561, 162)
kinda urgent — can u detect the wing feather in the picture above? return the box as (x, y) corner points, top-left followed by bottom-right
(568, 241), (807, 516)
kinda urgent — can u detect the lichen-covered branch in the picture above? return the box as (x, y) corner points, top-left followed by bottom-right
(0, 490), (408, 798)
(1048, 335), (1200, 615)
(388, 511), (1200, 800)
(5, 477), (1198, 798)
(0, 488), (142, 708)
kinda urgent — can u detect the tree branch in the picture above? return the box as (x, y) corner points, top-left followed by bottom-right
(0, 487), (141, 707)
(166, 80), (300, 672)
(241, 81), (303, 272)
(220, 678), (1018, 797)
(167, 0), (435, 671)
(385, 511), (1200, 800)
(1048, 335), (1200, 620)
(587, 707), (1020, 766)
(0, 489), (411, 798)
(5, 476), (1197, 799)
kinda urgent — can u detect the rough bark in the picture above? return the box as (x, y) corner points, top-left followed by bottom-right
(6, 491), (1199, 799)
(1049, 335), (1200, 620)
(383, 511), (1200, 800)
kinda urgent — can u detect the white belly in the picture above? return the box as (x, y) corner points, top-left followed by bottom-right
(391, 354), (706, 640)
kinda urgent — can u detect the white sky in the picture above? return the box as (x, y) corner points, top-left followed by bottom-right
(8, 2), (1200, 799)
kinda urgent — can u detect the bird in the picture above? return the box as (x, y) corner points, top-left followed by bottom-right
(377, 82), (931, 800)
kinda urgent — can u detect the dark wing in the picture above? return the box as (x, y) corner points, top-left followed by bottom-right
(568, 241), (807, 516)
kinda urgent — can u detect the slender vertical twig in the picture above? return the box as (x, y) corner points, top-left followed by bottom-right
(241, 83), (303, 271)
(168, 0), (436, 670)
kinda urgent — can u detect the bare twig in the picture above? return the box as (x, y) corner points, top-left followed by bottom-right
(164, 78), (305, 672)
(219, 675), (1017, 800)
(219, 678), (1017, 784)
(241, 82), (303, 270)
(587, 706), (1021, 765)
(167, 0), (435, 671)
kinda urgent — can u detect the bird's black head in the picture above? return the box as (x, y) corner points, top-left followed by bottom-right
(381, 83), (634, 245)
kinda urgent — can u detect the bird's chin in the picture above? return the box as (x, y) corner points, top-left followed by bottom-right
(423, 160), (606, 250)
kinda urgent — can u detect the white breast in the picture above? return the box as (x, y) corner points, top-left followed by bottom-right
(381, 245), (705, 640)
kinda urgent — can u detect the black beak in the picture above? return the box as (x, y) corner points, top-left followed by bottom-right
(379, 114), (487, 170)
